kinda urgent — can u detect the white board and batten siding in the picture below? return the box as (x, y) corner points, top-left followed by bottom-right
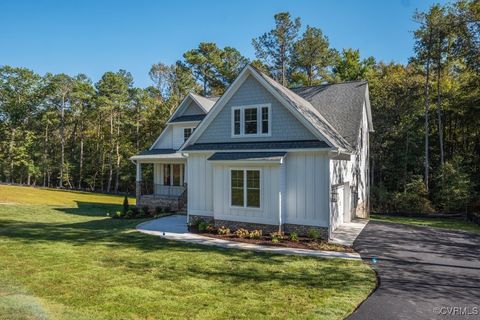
(212, 164), (280, 225)
(284, 152), (330, 228)
(187, 153), (214, 217)
(188, 151), (332, 228)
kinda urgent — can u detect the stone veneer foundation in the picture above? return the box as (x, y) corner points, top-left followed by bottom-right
(188, 215), (214, 225)
(138, 196), (185, 212)
(188, 215), (329, 240)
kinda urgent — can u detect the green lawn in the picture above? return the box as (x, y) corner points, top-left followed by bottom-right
(0, 185), (375, 320)
(371, 214), (480, 234)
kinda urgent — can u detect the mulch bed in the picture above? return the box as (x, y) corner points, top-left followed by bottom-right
(189, 229), (353, 253)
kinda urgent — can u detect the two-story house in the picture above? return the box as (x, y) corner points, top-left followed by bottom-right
(130, 64), (373, 239)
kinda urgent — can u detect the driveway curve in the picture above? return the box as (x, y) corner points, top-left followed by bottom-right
(348, 220), (480, 320)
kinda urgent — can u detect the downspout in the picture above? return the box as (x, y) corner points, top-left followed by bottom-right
(278, 158), (283, 233)
(279, 156), (287, 234)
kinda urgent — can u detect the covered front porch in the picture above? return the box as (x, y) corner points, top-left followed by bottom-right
(131, 150), (188, 212)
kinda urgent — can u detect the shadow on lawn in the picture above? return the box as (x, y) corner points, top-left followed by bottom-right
(54, 201), (124, 217)
(0, 202), (376, 295)
(0, 202), (312, 266)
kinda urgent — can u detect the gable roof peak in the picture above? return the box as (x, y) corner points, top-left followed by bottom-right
(188, 92), (216, 112)
(247, 65), (352, 150)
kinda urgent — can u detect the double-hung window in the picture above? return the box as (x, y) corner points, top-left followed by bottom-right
(232, 104), (270, 137)
(184, 128), (193, 142)
(230, 169), (260, 208)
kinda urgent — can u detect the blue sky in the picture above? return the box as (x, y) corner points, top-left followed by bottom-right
(0, 0), (447, 88)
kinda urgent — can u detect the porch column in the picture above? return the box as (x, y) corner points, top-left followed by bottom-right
(135, 161), (141, 205)
(184, 162), (187, 184)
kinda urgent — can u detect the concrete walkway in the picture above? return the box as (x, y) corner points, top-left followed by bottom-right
(136, 215), (361, 260)
(330, 219), (369, 246)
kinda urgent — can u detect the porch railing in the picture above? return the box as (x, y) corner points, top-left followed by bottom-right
(153, 184), (186, 197)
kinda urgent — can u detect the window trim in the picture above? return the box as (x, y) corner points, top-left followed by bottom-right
(229, 168), (262, 209)
(183, 127), (194, 142)
(231, 104), (271, 138)
(161, 163), (184, 186)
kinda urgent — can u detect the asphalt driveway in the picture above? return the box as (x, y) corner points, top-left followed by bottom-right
(348, 220), (480, 320)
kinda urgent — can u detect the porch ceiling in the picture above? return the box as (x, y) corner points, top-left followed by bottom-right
(130, 149), (185, 162)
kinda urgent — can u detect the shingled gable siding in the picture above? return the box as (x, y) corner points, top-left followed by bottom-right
(152, 126), (173, 149)
(196, 76), (318, 143)
(182, 99), (205, 116)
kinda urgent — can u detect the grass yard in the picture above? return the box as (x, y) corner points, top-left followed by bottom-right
(371, 214), (480, 234)
(0, 185), (376, 320)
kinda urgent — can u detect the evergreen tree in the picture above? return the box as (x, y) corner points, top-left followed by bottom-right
(252, 12), (301, 86)
(291, 26), (338, 85)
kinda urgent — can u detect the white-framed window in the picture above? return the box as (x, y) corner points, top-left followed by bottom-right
(162, 164), (184, 186)
(231, 104), (271, 137)
(230, 169), (261, 208)
(184, 128), (194, 142)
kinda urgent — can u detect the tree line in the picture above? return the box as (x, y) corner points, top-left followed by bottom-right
(0, 0), (478, 213)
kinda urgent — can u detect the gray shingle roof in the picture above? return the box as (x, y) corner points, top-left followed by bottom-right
(139, 149), (176, 156)
(291, 81), (368, 147)
(183, 140), (330, 151)
(169, 114), (205, 123)
(250, 66), (353, 151)
(208, 152), (287, 161)
(190, 92), (217, 112)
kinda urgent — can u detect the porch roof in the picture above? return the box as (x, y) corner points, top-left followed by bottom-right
(183, 140), (330, 151)
(130, 149), (184, 161)
(169, 114), (206, 123)
(208, 152), (287, 163)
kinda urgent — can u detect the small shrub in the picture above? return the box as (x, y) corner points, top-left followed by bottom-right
(289, 232), (299, 242)
(112, 211), (123, 219)
(307, 228), (321, 240)
(155, 207), (163, 216)
(270, 231), (284, 243)
(248, 229), (262, 239)
(217, 226), (230, 235)
(235, 228), (250, 238)
(125, 209), (134, 219)
(197, 220), (208, 232)
(131, 206), (140, 217)
(206, 224), (217, 233)
(141, 206), (151, 217)
(123, 195), (129, 215)
(189, 218), (202, 228)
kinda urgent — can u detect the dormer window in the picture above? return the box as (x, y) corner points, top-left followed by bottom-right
(184, 128), (193, 142)
(231, 104), (271, 137)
